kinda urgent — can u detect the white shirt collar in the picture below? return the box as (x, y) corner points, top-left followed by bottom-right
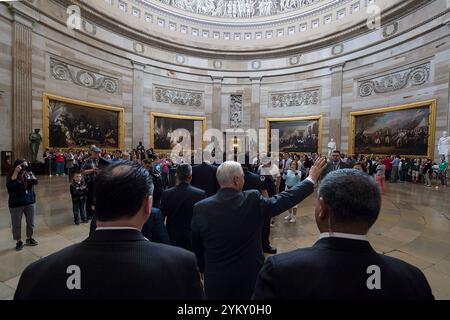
(95, 227), (141, 231)
(319, 232), (368, 241)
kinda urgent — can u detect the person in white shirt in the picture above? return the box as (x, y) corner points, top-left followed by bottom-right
(282, 161), (303, 223)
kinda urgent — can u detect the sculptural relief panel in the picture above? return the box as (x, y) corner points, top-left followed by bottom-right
(49, 58), (120, 94)
(358, 62), (430, 97)
(154, 85), (203, 107)
(156, 0), (321, 18)
(270, 88), (320, 108)
(230, 94), (243, 128)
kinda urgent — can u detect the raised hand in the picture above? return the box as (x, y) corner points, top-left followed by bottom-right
(308, 157), (327, 182)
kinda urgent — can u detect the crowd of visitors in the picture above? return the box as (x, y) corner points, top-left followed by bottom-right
(5, 142), (446, 300)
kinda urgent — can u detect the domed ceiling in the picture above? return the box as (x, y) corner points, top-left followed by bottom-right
(149, 0), (322, 19)
(75, 0), (419, 57)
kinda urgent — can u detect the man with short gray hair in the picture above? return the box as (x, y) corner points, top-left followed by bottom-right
(252, 169), (434, 300)
(161, 163), (207, 251)
(192, 157), (327, 300)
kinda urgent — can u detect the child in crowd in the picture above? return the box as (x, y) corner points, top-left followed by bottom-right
(411, 159), (420, 183)
(70, 171), (88, 225)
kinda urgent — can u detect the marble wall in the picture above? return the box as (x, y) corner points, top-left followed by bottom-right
(0, 0), (449, 164)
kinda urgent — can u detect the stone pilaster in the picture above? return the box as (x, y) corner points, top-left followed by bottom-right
(447, 71), (450, 133)
(11, 10), (34, 161)
(250, 77), (261, 130)
(131, 61), (145, 147)
(329, 63), (345, 151)
(211, 76), (223, 131)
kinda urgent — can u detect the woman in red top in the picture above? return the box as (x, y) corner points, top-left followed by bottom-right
(54, 149), (66, 176)
(383, 156), (393, 181)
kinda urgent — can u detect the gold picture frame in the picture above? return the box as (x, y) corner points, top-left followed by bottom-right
(42, 93), (125, 151)
(349, 100), (436, 158)
(265, 115), (323, 154)
(150, 112), (206, 154)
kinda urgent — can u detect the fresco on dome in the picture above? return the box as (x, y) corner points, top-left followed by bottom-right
(156, 0), (320, 18)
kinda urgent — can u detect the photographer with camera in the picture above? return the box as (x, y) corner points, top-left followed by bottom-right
(6, 159), (39, 251)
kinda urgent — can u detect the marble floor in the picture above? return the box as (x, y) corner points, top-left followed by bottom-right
(0, 175), (449, 300)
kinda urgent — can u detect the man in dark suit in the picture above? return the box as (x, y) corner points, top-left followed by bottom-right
(143, 159), (163, 208)
(15, 161), (204, 300)
(191, 162), (220, 197)
(320, 150), (349, 180)
(191, 157), (327, 300)
(160, 164), (206, 251)
(252, 169), (434, 300)
(242, 163), (276, 254)
(242, 163), (264, 192)
(89, 207), (171, 245)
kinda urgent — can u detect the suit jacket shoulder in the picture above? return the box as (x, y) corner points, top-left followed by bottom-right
(187, 185), (208, 197)
(253, 240), (434, 300)
(14, 232), (203, 300)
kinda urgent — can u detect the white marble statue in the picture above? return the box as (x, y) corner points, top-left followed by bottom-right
(327, 138), (336, 157)
(438, 131), (450, 156)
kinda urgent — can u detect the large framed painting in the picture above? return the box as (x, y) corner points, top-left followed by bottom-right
(150, 112), (206, 153)
(43, 93), (124, 150)
(349, 100), (436, 158)
(266, 115), (323, 154)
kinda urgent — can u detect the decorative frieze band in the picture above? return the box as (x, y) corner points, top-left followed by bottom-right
(230, 94), (243, 128)
(270, 88), (320, 108)
(154, 86), (203, 107)
(50, 58), (119, 94)
(358, 62), (430, 97)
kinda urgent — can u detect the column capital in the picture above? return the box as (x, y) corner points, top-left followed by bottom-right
(211, 76), (223, 84)
(250, 76), (262, 84)
(9, 3), (38, 28)
(329, 63), (346, 73)
(131, 60), (146, 71)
